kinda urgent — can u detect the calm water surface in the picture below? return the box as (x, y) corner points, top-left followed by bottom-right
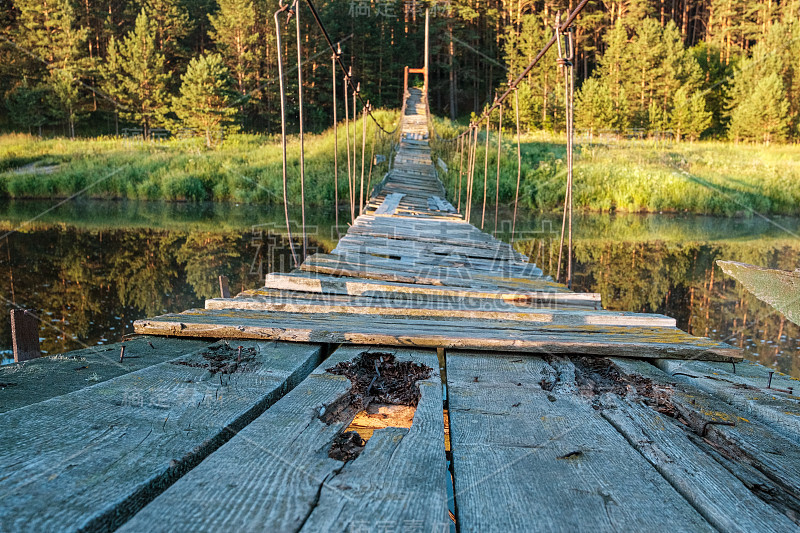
(0, 200), (797, 378)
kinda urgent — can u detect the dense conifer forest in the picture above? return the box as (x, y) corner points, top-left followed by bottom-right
(1, 0), (798, 142)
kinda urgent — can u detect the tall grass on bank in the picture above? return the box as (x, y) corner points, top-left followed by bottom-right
(5, 110), (800, 216)
(431, 115), (800, 217)
(0, 109), (400, 206)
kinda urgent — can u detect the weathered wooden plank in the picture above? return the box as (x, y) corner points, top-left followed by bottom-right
(654, 358), (800, 442)
(717, 260), (800, 325)
(263, 272), (593, 307)
(119, 346), (448, 533)
(601, 395), (797, 532)
(0, 340), (323, 531)
(431, 195), (456, 212)
(219, 275), (231, 298)
(334, 236), (526, 263)
(11, 309), (41, 362)
(0, 337), (209, 413)
(134, 308), (740, 361)
(302, 253), (547, 289)
(610, 357), (800, 521)
(446, 351), (714, 532)
(206, 290), (676, 327)
(373, 193), (405, 215)
(347, 227), (523, 255)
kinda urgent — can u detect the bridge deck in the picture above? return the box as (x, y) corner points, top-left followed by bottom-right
(2, 89), (799, 532)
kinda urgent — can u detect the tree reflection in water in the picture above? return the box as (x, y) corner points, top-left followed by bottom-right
(0, 226), (323, 361)
(523, 237), (800, 378)
(0, 206), (797, 381)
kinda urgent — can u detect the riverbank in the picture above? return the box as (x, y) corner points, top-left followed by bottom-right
(0, 109), (399, 205)
(3, 114), (800, 216)
(431, 118), (800, 217)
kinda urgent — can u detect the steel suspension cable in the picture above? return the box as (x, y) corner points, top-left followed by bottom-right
(445, 0), (590, 143)
(511, 87), (522, 245)
(457, 134), (465, 213)
(295, 0), (307, 259)
(566, 29), (575, 289)
(481, 115), (490, 229)
(554, 16), (575, 287)
(359, 100), (367, 216)
(332, 47), (340, 237)
(273, 2), (299, 268)
(494, 102), (503, 235)
(367, 108), (376, 203)
(344, 69), (354, 223)
(466, 125), (477, 223)
(302, 0), (399, 135)
(462, 129), (469, 220)
(352, 83), (359, 216)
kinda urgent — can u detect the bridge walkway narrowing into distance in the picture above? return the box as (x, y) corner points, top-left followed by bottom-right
(1, 89), (799, 532)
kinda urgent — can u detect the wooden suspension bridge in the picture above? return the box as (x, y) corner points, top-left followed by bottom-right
(2, 88), (800, 533)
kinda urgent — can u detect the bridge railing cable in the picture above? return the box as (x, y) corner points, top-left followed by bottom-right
(425, 0), (589, 145)
(273, 1), (300, 267)
(303, 0), (400, 136)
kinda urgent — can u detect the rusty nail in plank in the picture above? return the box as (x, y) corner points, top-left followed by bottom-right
(702, 420), (736, 437)
(120, 345), (126, 363)
(767, 371), (775, 389)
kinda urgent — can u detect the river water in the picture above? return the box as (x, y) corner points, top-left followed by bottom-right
(0, 200), (797, 378)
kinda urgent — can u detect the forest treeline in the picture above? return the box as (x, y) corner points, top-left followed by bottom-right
(0, 0), (798, 143)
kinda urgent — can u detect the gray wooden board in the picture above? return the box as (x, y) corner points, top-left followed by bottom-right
(346, 227), (521, 255)
(307, 247), (538, 281)
(119, 346), (448, 533)
(600, 395), (796, 532)
(374, 193), (405, 215)
(205, 291), (676, 327)
(324, 253), (542, 282)
(134, 308), (740, 361)
(445, 351), (714, 532)
(611, 357), (800, 516)
(11, 309), (41, 362)
(0, 340), (322, 532)
(264, 273), (593, 308)
(0, 337), (209, 413)
(654, 358), (800, 441)
(334, 236), (527, 264)
(332, 243), (538, 275)
(302, 253), (549, 290)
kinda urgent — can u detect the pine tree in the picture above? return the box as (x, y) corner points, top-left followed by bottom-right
(104, 9), (170, 138)
(647, 101), (668, 137)
(4, 80), (49, 135)
(208, 0), (260, 100)
(144, 0), (192, 66)
(728, 73), (790, 144)
(503, 13), (557, 130)
(725, 21), (800, 139)
(100, 35), (124, 134)
(173, 53), (237, 147)
(670, 86), (711, 141)
(14, 0), (87, 137)
(575, 78), (614, 138)
(594, 20), (635, 132)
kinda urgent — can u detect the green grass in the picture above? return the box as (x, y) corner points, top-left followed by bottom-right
(0, 109), (400, 206)
(4, 110), (800, 216)
(431, 116), (800, 217)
